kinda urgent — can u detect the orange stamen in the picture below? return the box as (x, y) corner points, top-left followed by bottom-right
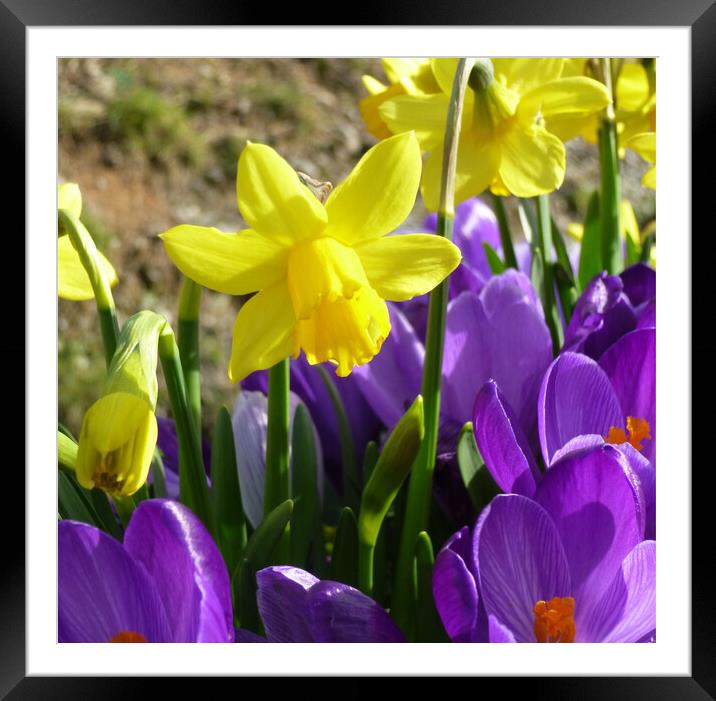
(109, 630), (148, 643)
(604, 416), (651, 452)
(533, 596), (576, 643)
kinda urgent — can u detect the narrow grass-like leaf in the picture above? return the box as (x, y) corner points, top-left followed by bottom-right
(483, 242), (506, 275)
(330, 506), (358, 588)
(456, 423), (500, 513)
(554, 262), (579, 325)
(362, 441), (379, 487)
(58, 470), (101, 527)
(578, 191), (602, 289)
(415, 531), (448, 642)
(550, 218), (577, 289)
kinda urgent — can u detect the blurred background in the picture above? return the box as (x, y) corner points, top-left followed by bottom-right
(58, 58), (655, 435)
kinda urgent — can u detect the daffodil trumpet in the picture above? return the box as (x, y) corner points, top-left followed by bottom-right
(392, 58), (474, 639)
(58, 205), (119, 367)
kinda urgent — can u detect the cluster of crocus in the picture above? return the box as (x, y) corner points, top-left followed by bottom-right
(58, 56), (656, 647)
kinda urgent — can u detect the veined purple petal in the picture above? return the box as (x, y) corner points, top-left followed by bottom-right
(535, 444), (644, 633)
(620, 263), (656, 309)
(563, 272), (636, 360)
(637, 300), (656, 329)
(480, 269), (542, 318)
(473, 380), (539, 497)
(433, 527), (480, 642)
(474, 494), (571, 643)
(235, 628), (268, 642)
(352, 304), (424, 430)
(619, 443), (656, 540)
(488, 615), (517, 643)
(124, 500), (234, 643)
(256, 566), (318, 642)
(599, 328), (656, 464)
(306, 580), (405, 642)
(580, 541), (656, 642)
(59, 520), (172, 643)
(538, 352), (624, 465)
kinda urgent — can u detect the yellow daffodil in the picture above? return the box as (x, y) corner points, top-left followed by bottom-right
(75, 311), (163, 497)
(379, 58), (611, 210)
(58, 183), (118, 301)
(360, 59), (441, 140)
(627, 132), (656, 189)
(160, 132), (461, 382)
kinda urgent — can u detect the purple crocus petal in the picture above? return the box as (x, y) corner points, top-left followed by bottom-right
(255, 566), (319, 642)
(443, 276), (552, 437)
(235, 628), (268, 642)
(488, 615), (517, 643)
(306, 580), (406, 642)
(535, 444), (644, 632)
(473, 380), (539, 497)
(352, 304), (424, 430)
(563, 272), (637, 359)
(449, 260), (485, 297)
(59, 520), (172, 643)
(579, 541), (656, 643)
(637, 300), (656, 329)
(620, 263), (656, 309)
(618, 443), (656, 540)
(433, 527), (480, 642)
(474, 494), (571, 643)
(599, 328), (656, 464)
(550, 433), (605, 464)
(124, 500), (234, 643)
(538, 352), (624, 466)
(156, 416), (179, 474)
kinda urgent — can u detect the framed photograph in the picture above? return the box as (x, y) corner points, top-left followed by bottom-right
(8, 0), (712, 694)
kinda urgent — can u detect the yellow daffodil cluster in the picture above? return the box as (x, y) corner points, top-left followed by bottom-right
(161, 132), (461, 382)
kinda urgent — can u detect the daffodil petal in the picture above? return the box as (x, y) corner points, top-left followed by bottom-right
(518, 77), (610, 123)
(544, 113), (596, 143)
(58, 235), (118, 301)
(160, 225), (287, 296)
(498, 126), (565, 198)
(627, 132), (655, 164)
(228, 281), (296, 383)
(492, 58), (565, 94)
(620, 200), (640, 245)
(324, 132), (422, 245)
(58, 183), (82, 218)
(360, 83), (405, 140)
(616, 63), (650, 112)
(236, 142), (327, 244)
(422, 135), (500, 212)
(642, 165), (656, 190)
(431, 58), (460, 95)
(378, 94), (449, 151)
(355, 233), (462, 301)
(362, 74), (387, 96)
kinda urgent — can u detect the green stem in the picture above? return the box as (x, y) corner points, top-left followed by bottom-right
(392, 58), (475, 638)
(598, 58), (622, 275)
(178, 277), (202, 433)
(317, 365), (358, 507)
(58, 209), (119, 367)
(536, 194), (564, 352)
(358, 540), (375, 598)
(151, 448), (167, 498)
(264, 359), (291, 517)
(491, 194), (518, 269)
(158, 325), (213, 533)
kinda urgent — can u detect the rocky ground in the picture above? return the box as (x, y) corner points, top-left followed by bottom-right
(58, 58), (655, 434)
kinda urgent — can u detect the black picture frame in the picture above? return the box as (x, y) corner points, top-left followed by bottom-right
(7, 0), (712, 695)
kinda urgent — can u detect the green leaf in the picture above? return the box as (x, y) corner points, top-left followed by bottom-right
(232, 499), (293, 632)
(330, 506), (358, 587)
(456, 423), (500, 513)
(550, 218), (578, 290)
(212, 406), (247, 576)
(290, 404), (324, 573)
(553, 262), (579, 325)
(358, 396), (424, 550)
(58, 470), (101, 527)
(415, 531), (448, 642)
(578, 190), (602, 289)
(483, 242), (506, 275)
(491, 193), (519, 269)
(361, 441), (379, 487)
(58, 430), (78, 472)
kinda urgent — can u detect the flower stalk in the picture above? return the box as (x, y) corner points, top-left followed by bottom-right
(263, 358), (291, 517)
(177, 277), (202, 432)
(392, 57), (475, 637)
(491, 194), (518, 269)
(58, 208), (119, 367)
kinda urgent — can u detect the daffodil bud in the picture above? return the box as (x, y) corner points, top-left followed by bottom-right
(467, 58), (494, 93)
(76, 311), (166, 497)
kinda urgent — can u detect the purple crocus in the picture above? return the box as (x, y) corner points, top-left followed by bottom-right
(236, 566), (405, 642)
(59, 499), (234, 642)
(433, 444), (655, 642)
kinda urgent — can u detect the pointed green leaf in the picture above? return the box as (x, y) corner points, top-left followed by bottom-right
(578, 190), (602, 289)
(415, 531), (448, 642)
(483, 242), (506, 275)
(58, 470), (101, 527)
(550, 217), (578, 290)
(361, 441), (379, 487)
(456, 423), (500, 513)
(330, 506), (358, 587)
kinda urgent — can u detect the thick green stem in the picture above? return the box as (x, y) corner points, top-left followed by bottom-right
(491, 194), (518, 269)
(177, 277), (202, 433)
(598, 58), (622, 275)
(392, 58), (475, 638)
(158, 325), (213, 533)
(58, 209), (119, 367)
(358, 540), (375, 598)
(536, 194), (564, 352)
(264, 359), (291, 517)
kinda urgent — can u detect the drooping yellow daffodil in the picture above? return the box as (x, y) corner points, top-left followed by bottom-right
(58, 183), (119, 301)
(378, 58), (611, 210)
(360, 59), (441, 140)
(627, 131), (656, 189)
(75, 311), (163, 497)
(160, 132), (461, 382)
